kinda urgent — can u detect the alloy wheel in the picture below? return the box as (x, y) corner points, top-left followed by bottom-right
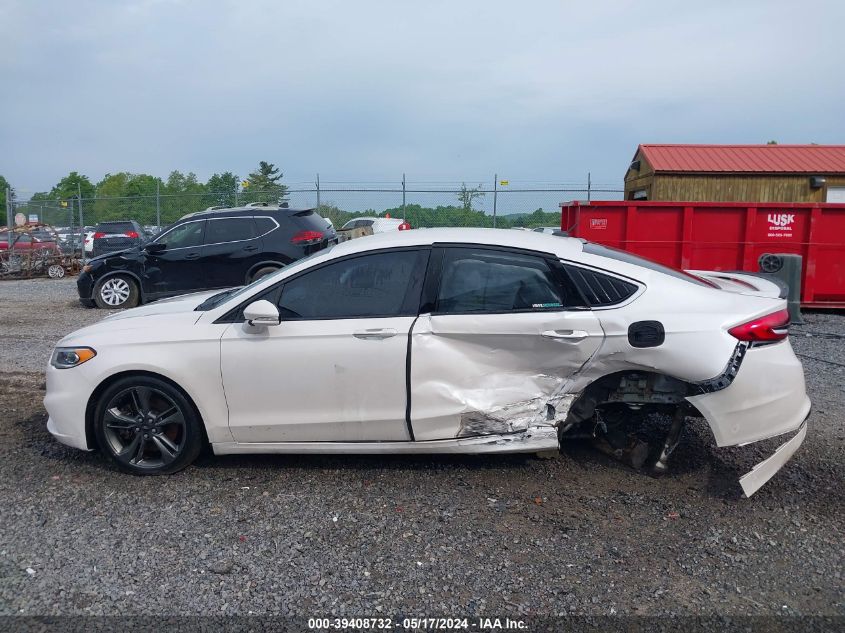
(100, 278), (131, 306)
(101, 386), (186, 470)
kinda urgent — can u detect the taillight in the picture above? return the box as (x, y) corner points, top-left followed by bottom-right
(728, 309), (790, 342)
(93, 232), (105, 239)
(125, 231), (139, 238)
(398, 222), (411, 231)
(291, 230), (324, 244)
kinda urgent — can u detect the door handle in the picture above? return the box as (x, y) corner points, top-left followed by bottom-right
(184, 252), (201, 260)
(541, 329), (589, 341)
(353, 328), (398, 340)
(243, 245), (259, 252)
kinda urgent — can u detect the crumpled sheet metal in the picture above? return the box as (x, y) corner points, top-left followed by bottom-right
(410, 314), (598, 441)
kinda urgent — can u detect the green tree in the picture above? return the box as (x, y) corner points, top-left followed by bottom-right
(0, 175), (13, 217)
(244, 161), (288, 202)
(49, 171), (96, 201)
(165, 170), (204, 195)
(457, 182), (485, 212)
(206, 171), (239, 207)
(93, 172), (161, 223)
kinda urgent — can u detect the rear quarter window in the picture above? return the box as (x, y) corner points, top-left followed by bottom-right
(564, 265), (638, 307)
(582, 243), (716, 288)
(254, 217), (278, 236)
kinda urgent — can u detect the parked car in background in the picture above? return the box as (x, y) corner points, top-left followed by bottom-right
(84, 230), (95, 254)
(91, 220), (146, 257)
(340, 216), (411, 233)
(0, 231), (61, 254)
(77, 205), (337, 309)
(533, 226), (567, 235)
(48, 228), (809, 499)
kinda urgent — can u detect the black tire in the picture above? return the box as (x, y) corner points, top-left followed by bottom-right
(93, 274), (140, 309)
(93, 375), (204, 475)
(249, 266), (279, 283)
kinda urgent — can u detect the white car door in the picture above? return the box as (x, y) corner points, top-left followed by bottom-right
(410, 246), (604, 441)
(220, 248), (430, 443)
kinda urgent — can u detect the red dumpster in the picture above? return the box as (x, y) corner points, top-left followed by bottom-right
(560, 200), (845, 308)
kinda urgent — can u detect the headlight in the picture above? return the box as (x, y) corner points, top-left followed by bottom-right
(50, 347), (97, 369)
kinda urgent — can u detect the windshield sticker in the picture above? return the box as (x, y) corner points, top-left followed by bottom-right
(532, 302), (562, 308)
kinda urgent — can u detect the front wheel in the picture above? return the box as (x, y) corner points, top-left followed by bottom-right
(94, 275), (139, 309)
(93, 376), (204, 475)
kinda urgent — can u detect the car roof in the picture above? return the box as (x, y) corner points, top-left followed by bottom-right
(180, 207), (314, 221)
(329, 227), (584, 258)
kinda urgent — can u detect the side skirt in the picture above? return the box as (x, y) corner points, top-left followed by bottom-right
(212, 424), (558, 455)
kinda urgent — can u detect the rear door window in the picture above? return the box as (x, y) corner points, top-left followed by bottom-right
(205, 217), (256, 244)
(435, 247), (573, 314)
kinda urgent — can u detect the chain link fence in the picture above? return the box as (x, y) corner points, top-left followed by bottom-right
(7, 180), (622, 253)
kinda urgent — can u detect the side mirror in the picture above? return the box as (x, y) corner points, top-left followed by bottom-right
(145, 242), (166, 254)
(243, 300), (280, 327)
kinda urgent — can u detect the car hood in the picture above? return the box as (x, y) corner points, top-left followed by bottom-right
(57, 290), (225, 346)
(100, 290), (224, 322)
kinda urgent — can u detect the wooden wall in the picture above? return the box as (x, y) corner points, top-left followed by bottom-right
(649, 174), (845, 202)
(623, 152), (845, 202)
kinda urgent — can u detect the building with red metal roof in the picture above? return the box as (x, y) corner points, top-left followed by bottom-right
(624, 144), (845, 203)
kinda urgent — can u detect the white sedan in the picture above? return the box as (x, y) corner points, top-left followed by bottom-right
(45, 229), (810, 496)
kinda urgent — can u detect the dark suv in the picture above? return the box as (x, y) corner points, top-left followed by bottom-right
(91, 220), (146, 257)
(77, 206), (336, 309)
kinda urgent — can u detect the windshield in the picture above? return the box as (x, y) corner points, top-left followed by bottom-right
(194, 245), (336, 311)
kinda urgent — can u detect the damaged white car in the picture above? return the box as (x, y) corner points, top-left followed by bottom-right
(45, 229), (810, 496)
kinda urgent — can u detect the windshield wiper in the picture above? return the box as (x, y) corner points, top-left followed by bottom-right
(195, 288), (237, 311)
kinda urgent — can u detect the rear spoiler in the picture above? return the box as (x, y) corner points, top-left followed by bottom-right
(688, 270), (788, 300)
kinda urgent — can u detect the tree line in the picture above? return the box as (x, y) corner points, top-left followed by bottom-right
(3, 166), (561, 230)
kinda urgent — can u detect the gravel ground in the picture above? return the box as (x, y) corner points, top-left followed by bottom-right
(0, 278), (843, 623)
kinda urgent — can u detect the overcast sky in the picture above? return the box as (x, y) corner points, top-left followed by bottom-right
(2, 0), (844, 195)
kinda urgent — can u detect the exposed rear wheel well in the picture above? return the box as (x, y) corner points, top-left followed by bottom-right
(564, 370), (700, 430)
(560, 370), (704, 472)
(85, 370), (208, 451)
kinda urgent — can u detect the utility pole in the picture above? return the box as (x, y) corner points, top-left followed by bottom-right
(156, 180), (161, 228)
(587, 172), (592, 203)
(5, 187), (12, 255)
(316, 173), (321, 209)
(77, 183), (85, 250)
(492, 173), (498, 228)
(402, 173), (406, 223)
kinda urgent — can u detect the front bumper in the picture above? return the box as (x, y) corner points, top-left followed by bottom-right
(44, 362), (95, 451)
(76, 271), (94, 303)
(687, 340), (811, 496)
